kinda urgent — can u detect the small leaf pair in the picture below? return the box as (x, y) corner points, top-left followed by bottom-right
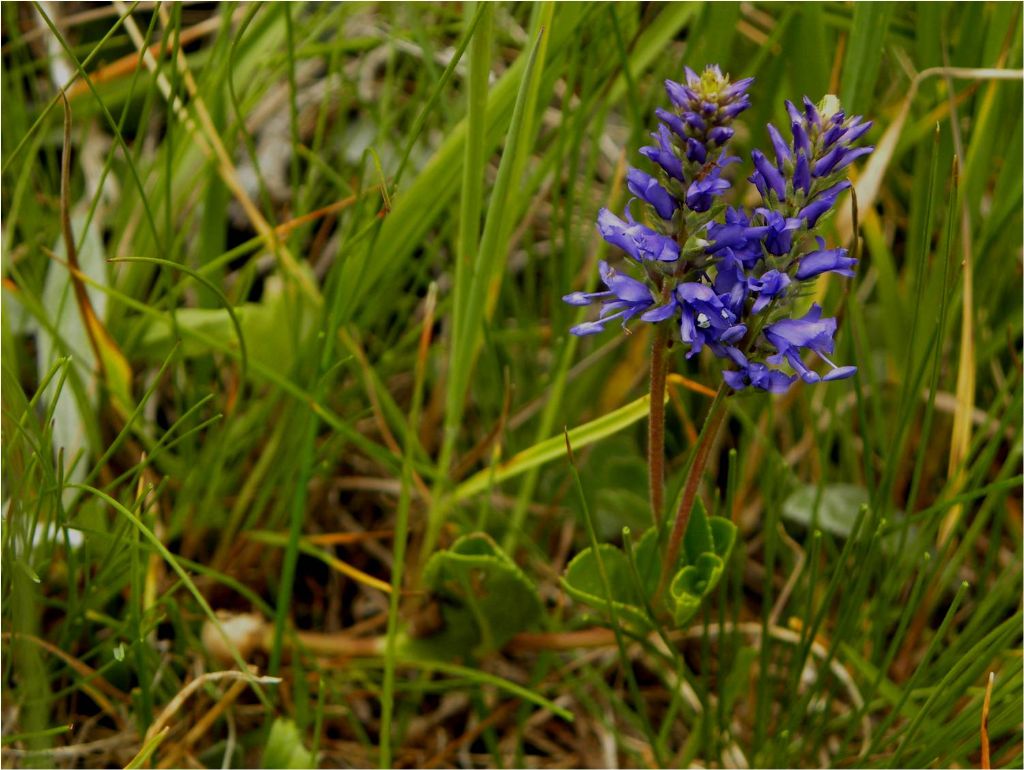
(562, 497), (736, 628)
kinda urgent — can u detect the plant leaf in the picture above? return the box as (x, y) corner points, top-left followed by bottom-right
(454, 393), (655, 502)
(409, 533), (542, 660)
(682, 494), (716, 564)
(262, 718), (315, 770)
(136, 276), (314, 374)
(561, 505), (737, 630)
(782, 483), (869, 538)
(561, 539), (650, 629)
(782, 483), (915, 555)
(669, 551), (725, 626)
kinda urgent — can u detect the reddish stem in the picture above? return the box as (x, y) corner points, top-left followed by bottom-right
(656, 386), (728, 602)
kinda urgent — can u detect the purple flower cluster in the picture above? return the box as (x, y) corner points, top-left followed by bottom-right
(564, 66), (873, 394)
(570, 66), (751, 336)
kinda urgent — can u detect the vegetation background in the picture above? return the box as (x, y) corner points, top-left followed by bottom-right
(2, 2), (1021, 768)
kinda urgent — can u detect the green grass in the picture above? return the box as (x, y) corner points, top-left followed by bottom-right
(2, 2), (1022, 768)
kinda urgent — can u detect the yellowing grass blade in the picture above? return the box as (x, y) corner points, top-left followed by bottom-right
(454, 392), (655, 502)
(246, 531), (392, 594)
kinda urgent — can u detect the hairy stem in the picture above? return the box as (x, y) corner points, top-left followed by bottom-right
(647, 323), (671, 529)
(656, 385), (729, 601)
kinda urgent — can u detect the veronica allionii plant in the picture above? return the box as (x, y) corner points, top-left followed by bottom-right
(563, 65), (873, 605)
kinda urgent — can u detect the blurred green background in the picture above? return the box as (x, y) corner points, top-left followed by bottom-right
(2, 2), (1021, 768)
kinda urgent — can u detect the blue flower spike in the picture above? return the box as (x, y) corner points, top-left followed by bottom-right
(564, 69), (872, 393)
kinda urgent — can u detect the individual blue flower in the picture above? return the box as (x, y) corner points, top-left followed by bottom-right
(685, 137), (708, 163)
(639, 124), (684, 181)
(564, 261), (655, 336)
(757, 209), (803, 256)
(597, 208), (680, 263)
(814, 144), (874, 177)
(686, 166), (731, 213)
(655, 107), (689, 141)
(823, 114), (873, 149)
(798, 180), (851, 227)
(790, 115), (812, 157)
(801, 95), (821, 126)
(602, 208), (680, 263)
(748, 269), (791, 314)
(708, 126), (735, 146)
(751, 149), (787, 201)
(640, 294), (679, 323)
(795, 238), (857, 280)
(764, 304), (856, 383)
(706, 207), (769, 267)
(793, 152), (811, 195)
(676, 282), (746, 358)
(711, 258), (790, 318)
(766, 123), (792, 167)
(712, 250), (749, 313)
(664, 78), (697, 108)
(723, 357), (797, 393)
(627, 167), (678, 220)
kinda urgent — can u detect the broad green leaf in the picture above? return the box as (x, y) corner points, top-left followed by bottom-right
(782, 483), (916, 555)
(136, 276), (314, 374)
(409, 533), (542, 660)
(593, 486), (652, 543)
(561, 539), (650, 629)
(782, 483), (869, 538)
(709, 516), (737, 560)
(262, 718), (315, 770)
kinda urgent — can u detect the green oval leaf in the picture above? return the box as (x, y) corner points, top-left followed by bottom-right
(411, 533), (542, 660)
(561, 542), (650, 628)
(782, 483), (869, 538)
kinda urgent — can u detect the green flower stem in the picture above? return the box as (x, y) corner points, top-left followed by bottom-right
(647, 321), (671, 530)
(656, 384), (729, 602)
